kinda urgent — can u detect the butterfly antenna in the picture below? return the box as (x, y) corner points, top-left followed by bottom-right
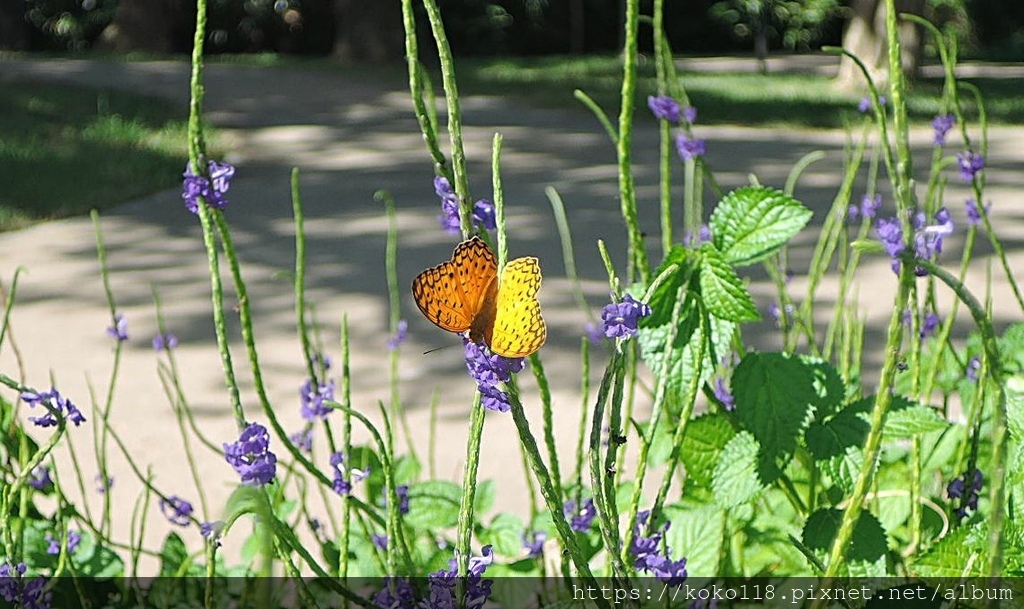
(422, 343), (456, 355)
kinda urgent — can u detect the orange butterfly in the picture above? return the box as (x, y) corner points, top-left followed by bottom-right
(412, 237), (546, 358)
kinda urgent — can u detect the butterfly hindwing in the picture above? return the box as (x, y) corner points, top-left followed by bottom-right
(489, 256), (546, 358)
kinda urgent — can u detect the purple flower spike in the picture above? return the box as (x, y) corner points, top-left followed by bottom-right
(965, 198), (991, 227)
(152, 332), (178, 351)
(523, 531), (546, 559)
(28, 466), (53, 492)
(683, 106), (698, 124)
(956, 151), (985, 182)
(601, 294), (652, 340)
(647, 95), (681, 123)
(931, 114), (956, 146)
(223, 422), (277, 486)
(387, 319), (408, 351)
(713, 377), (735, 411)
(675, 134), (706, 161)
(861, 194), (882, 219)
(182, 160), (235, 214)
(22, 388), (85, 428)
(563, 497), (597, 532)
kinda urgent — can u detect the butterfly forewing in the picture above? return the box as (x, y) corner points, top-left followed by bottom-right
(489, 256), (546, 358)
(412, 237), (497, 335)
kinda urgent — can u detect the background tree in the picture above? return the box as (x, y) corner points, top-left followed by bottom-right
(97, 0), (193, 53)
(835, 0), (926, 90)
(710, 0), (843, 72)
(332, 0), (403, 64)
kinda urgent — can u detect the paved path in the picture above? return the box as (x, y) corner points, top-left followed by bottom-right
(1, 56), (1022, 568)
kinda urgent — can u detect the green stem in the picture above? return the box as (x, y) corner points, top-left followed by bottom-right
(616, 0), (649, 284)
(456, 395), (485, 576)
(399, 0), (450, 178)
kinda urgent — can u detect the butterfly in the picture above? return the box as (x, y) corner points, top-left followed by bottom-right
(412, 236), (546, 358)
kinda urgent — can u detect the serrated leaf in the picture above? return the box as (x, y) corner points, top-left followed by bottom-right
(820, 446), (864, 495)
(883, 403), (950, 438)
(709, 186), (813, 266)
(801, 356), (847, 417)
(1000, 322), (1024, 373)
(681, 413), (736, 489)
(664, 503), (726, 576)
(910, 524), (987, 577)
(698, 245), (760, 322)
(733, 351), (817, 472)
(802, 508), (887, 564)
(159, 532), (190, 576)
(404, 480), (462, 529)
(712, 431), (766, 508)
(479, 513), (525, 557)
(638, 291), (734, 407)
(805, 401), (870, 460)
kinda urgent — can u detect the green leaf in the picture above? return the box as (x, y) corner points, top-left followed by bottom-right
(698, 244), (760, 322)
(820, 446), (864, 495)
(883, 402), (950, 438)
(1006, 375), (1024, 440)
(805, 399), (870, 460)
(910, 523), (987, 577)
(664, 503), (726, 576)
(638, 291), (734, 407)
(712, 431), (766, 508)
(404, 480), (462, 529)
(644, 246), (696, 327)
(733, 351), (817, 473)
(1000, 322), (1024, 373)
(393, 454), (422, 485)
(475, 479), (496, 515)
(709, 186), (813, 267)
(159, 532), (190, 576)
(801, 356), (847, 417)
(479, 512), (525, 557)
(680, 413), (736, 490)
(801, 508), (887, 564)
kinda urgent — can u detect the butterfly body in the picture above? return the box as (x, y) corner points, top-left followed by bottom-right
(412, 237), (546, 358)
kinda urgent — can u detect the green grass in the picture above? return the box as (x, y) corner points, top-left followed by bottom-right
(0, 78), (190, 231)
(456, 54), (1024, 128)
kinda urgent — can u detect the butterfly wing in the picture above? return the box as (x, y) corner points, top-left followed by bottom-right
(412, 237), (498, 334)
(488, 256), (546, 358)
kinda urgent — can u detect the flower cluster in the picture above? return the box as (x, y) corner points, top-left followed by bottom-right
(223, 422), (277, 486)
(106, 313), (128, 342)
(563, 497), (597, 532)
(523, 530), (546, 559)
(44, 530), (81, 556)
(848, 193), (882, 222)
(463, 339), (524, 412)
(21, 387), (85, 428)
(0, 563), (50, 609)
(435, 177), (496, 234)
(931, 113), (956, 147)
(876, 208), (954, 275)
(630, 511), (688, 585)
(299, 377), (335, 421)
(601, 294), (652, 340)
(903, 309), (941, 341)
(160, 495), (194, 526)
(289, 427), (313, 453)
(329, 451), (369, 496)
(374, 547), (495, 609)
(947, 468), (983, 521)
(182, 160), (235, 214)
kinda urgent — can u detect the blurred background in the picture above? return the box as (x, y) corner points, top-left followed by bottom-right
(1, 0), (1021, 64)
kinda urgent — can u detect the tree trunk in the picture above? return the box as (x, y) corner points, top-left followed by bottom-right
(835, 0), (926, 91)
(97, 0), (191, 54)
(333, 0), (403, 64)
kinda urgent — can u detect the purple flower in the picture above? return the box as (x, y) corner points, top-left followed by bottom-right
(424, 547), (494, 609)
(28, 466), (53, 492)
(289, 427), (313, 453)
(956, 151), (985, 182)
(876, 217), (905, 258)
(601, 294), (652, 340)
(947, 468), (983, 522)
(472, 199), (497, 231)
(0, 562), (51, 609)
(913, 207), (954, 261)
(584, 322), (605, 344)
(159, 495), (194, 526)
(920, 312), (941, 339)
(683, 105), (698, 124)
(330, 452), (370, 496)
(373, 577), (417, 609)
(22, 388), (85, 428)
(629, 510), (667, 564)
(858, 95), (886, 113)
(200, 521), (224, 547)
(965, 198), (990, 227)
(478, 383), (512, 413)
(713, 377), (735, 411)
(647, 95), (681, 123)
(932, 113), (956, 146)
(683, 224), (712, 247)
(387, 320), (408, 351)
(152, 332), (178, 351)
(67, 530), (81, 554)
(523, 531), (546, 559)
(675, 134), (706, 161)
(463, 339), (524, 412)
(106, 313), (128, 342)
(563, 497), (597, 532)
(395, 484), (410, 515)
(182, 160), (235, 214)
(434, 177), (496, 234)
(966, 356), (981, 382)
(630, 510), (687, 585)
(372, 534), (389, 551)
(312, 353), (332, 372)
(44, 534), (60, 556)
(96, 473), (114, 494)
(767, 302), (794, 328)
(223, 422), (277, 486)
(860, 194), (883, 219)
(299, 378), (335, 421)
